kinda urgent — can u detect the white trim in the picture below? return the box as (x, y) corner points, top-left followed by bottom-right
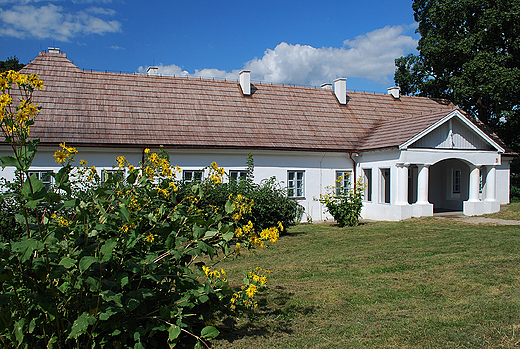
(399, 110), (504, 153)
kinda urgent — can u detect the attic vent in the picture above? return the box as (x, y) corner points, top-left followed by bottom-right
(239, 70), (251, 95)
(333, 78), (347, 104)
(147, 66), (159, 76)
(387, 86), (400, 99)
(48, 47), (60, 53)
(321, 83), (333, 90)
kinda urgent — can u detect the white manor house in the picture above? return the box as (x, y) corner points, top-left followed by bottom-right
(0, 49), (514, 222)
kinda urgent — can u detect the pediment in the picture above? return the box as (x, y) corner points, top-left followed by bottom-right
(400, 110), (504, 152)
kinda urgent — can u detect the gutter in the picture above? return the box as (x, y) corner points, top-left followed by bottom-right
(349, 151), (357, 190)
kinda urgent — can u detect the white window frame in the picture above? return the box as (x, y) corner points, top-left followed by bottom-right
(452, 169), (461, 198)
(363, 168), (372, 202)
(183, 169), (204, 183)
(335, 170), (352, 196)
(287, 170), (305, 198)
(229, 169), (247, 182)
(380, 168), (391, 204)
(27, 170), (53, 189)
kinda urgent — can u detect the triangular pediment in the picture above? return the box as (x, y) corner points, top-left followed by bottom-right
(400, 110), (504, 152)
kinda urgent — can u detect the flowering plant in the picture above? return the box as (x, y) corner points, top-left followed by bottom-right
(0, 71), (280, 348)
(318, 176), (365, 227)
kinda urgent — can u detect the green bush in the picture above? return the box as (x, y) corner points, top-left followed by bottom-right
(0, 70), (280, 348)
(185, 155), (304, 232)
(511, 185), (520, 202)
(318, 176), (364, 227)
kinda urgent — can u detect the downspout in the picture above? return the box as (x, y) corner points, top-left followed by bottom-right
(349, 151), (357, 190)
(319, 152), (327, 221)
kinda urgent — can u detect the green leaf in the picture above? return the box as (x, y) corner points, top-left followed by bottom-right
(119, 205), (130, 223)
(168, 324), (181, 341)
(79, 256), (98, 273)
(200, 325), (219, 339)
(59, 257), (76, 269)
(222, 230), (234, 242)
(193, 224), (206, 239)
(14, 318), (25, 345)
(12, 238), (45, 263)
(100, 238), (117, 262)
(21, 174), (47, 200)
(67, 312), (96, 339)
(225, 199), (233, 214)
(0, 155), (21, 169)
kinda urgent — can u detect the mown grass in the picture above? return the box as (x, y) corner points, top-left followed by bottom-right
(484, 202), (520, 220)
(210, 209), (520, 348)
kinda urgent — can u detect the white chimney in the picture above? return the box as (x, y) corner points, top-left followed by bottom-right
(239, 70), (251, 95)
(147, 66), (159, 76)
(333, 78), (347, 104)
(320, 83), (333, 90)
(48, 47), (60, 53)
(387, 86), (400, 99)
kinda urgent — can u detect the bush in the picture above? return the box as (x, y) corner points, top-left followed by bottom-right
(186, 154), (304, 232)
(0, 70), (280, 348)
(511, 185), (520, 202)
(318, 176), (364, 227)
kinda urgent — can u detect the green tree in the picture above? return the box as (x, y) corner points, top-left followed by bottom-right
(0, 56), (25, 72)
(394, 0), (520, 131)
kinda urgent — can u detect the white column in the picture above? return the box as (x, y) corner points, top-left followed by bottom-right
(468, 165), (481, 202)
(396, 163), (409, 205)
(416, 164), (430, 204)
(484, 165), (497, 202)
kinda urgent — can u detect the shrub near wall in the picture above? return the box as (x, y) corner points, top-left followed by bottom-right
(0, 71), (280, 348)
(195, 155), (304, 232)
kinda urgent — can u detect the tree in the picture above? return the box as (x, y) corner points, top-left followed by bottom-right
(0, 56), (25, 72)
(394, 0), (520, 132)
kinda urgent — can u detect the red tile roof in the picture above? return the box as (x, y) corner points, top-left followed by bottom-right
(20, 51), (463, 152)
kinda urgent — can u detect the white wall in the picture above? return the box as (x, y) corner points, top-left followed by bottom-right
(0, 146), (355, 223)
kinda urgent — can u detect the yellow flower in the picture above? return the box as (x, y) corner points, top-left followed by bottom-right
(53, 150), (67, 164)
(145, 233), (157, 242)
(116, 156), (127, 169)
(144, 148), (150, 154)
(245, 284), (257, 299)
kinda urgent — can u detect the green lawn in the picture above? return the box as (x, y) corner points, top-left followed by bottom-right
(210, 204), (520, 348)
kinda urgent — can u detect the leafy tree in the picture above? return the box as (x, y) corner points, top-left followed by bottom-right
(0, 56), (25, 72)
(394, 0), (520, 131)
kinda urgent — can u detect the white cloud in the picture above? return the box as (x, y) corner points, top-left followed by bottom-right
(140, 25), (417, 87)
(109, 45), (124, 50)
(0, 3), (121, 41)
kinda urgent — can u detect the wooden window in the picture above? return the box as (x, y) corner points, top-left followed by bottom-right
(287, 171), (304, 198)
(381, 168), (390, 204)
(363, 169), (372, 202)
(28, 170), (53, 189)
(335, 171), (352, 195)
(183, 170), (203, 183)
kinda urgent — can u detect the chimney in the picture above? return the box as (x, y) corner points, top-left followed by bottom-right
(239, 70), (251, 95)
(387, 86), (400, 99)
(48, 47), (60, 53)
(333, 78), (347, 104)
(147, 66), (159, 76)
(320, 83), (333, 90)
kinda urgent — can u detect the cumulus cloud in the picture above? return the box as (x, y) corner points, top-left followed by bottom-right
(0, 3), (121, 41)
(140, 25), (417, 87)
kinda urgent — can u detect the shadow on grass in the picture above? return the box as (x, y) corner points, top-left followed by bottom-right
(214, 286), (316, 345)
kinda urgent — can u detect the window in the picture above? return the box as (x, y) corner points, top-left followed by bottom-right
(183, 170), (203, 183)
(363, 169), (372, 201)
(28, 170), (53, 189)
(380, 168), (390, 204)
(229, 170), (247, 182)
(287, 171), (304, 198)
(335, 171), (352, 195)
(101, 169), (124, 182)
(452, 169), (461, 194)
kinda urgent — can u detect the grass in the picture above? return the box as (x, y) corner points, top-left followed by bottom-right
(210, 205), (520, 348)
(484, 202), (520, 220)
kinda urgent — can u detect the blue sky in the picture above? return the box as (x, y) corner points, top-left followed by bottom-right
(0, 0), (419, 93)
